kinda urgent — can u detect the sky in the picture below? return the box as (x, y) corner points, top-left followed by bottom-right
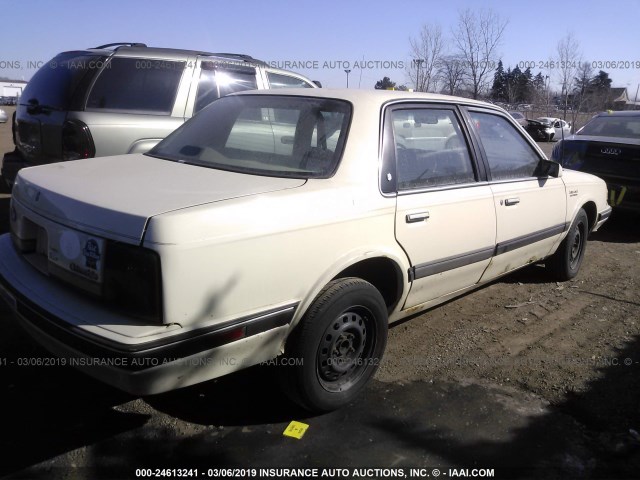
(1, 0), (639, 97)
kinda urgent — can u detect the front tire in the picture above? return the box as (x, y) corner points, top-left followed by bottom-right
(280, 278), (388, 412)
(547, 208), (589, 280)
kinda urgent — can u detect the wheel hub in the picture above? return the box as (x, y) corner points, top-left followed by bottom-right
(570, 226), (583, 267)
(317, 311), (369, 389)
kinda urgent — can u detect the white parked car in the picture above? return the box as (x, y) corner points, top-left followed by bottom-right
(0, 89), (611, 412)
(0, 108), (8, 123)
(537, 117), (572, 141)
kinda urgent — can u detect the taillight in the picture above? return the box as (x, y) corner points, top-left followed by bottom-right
(103, 241), (163, 324)
(62, 120), (95, 160)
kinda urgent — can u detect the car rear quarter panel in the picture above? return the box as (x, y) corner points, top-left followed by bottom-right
(70, 111), (186, 157)
(143, 109), (410, 332)
(144, 182), (405, 331)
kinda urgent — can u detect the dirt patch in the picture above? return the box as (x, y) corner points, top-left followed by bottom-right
(378, 211), (640, 476)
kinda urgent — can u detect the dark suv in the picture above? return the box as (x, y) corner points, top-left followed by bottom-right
(1, 42), (318, 188)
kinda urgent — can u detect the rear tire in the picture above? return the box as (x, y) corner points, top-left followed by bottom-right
(547, 208), (589, 280)
(279, 278), (388, 412)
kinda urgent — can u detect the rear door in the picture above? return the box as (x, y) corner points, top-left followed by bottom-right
(386, 103), (496, 308)
(82, 55), (193, 156)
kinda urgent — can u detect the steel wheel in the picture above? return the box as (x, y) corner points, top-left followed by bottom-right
(279, 278), (388, 412)
(317, 307), (375, 392)
(547, 208), (589, 281)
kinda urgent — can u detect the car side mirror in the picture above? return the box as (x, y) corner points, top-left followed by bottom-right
(536, 159), (562, 178)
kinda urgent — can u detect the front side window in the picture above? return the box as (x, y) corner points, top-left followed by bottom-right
(469, 111), (541, 180)
(148, 95), (351, 179)
(86, 58), (185, 114)
(194, 63), (258, 113)
(267, 71), (314, 89)
(392, 108), (475, 190)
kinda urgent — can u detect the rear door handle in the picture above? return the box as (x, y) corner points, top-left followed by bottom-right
(406, 212), (430, 223)
(505, 198), (520, 206)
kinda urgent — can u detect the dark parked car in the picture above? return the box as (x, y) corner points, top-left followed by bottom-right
(552, 111), (640, 211)
(525, 118), (555, 142)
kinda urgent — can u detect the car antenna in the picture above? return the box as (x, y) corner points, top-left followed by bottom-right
(560, 117), (566, 162)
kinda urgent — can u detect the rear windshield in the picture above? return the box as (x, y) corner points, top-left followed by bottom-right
(148, 95), (352, 179)
(578, 116), (640, 138)
(20, 52), (107, 110)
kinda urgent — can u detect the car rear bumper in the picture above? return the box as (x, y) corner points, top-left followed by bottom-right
(0, 234), (295, 395)
(606, 182), (640, 212)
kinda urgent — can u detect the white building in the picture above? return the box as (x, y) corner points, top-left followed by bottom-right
(0, 80), (28, 98)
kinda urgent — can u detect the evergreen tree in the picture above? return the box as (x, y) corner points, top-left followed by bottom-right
(533, 72), (545, 92)
(374, 77), (397, 90)
(491, 60), (506, 101)
(590, 70), (612, 91)
(519, 67), (533, 102)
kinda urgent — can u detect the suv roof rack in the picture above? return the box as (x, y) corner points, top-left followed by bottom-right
(203, 52), (268, 66)
(92, 42), (148, 50)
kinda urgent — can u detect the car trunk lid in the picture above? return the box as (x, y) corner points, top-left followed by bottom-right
(559, 137), (640, 181)
(13, 154), (306, 243)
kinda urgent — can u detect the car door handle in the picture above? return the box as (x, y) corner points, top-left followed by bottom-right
(504, 198), (520, 206)
(406, 212), (430, 223)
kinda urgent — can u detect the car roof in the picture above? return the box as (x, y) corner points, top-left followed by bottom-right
(71, 44), (267, 65)
(233, 88), (502, 110)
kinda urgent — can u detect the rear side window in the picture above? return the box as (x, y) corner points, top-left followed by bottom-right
(469, 111), (541, 180)
(392, 108), (476, 190)
(194, 63), (258, 113)
(86, 58), (185, 114)
(267, 71), (314, 89)
(21, 53), (107, 110)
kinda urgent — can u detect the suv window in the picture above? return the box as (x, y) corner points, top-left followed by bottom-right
(267, 71), (314, 89)
(469, 111), (540, 180)
(194, 64), (258, 113)
(393, 108), (475, 190)
(86, 58), (185, 114)
(21, 52), (107, 109)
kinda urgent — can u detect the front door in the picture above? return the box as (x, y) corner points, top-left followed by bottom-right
(465, 109), (567, 281)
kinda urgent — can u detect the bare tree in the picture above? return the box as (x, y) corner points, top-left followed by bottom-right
(438, 55), (466, 96)
(556, 33), (581, 120)
(452, 8), (508, 99)
(572, 61), (594, 114)
(407, 23), (444, 92)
